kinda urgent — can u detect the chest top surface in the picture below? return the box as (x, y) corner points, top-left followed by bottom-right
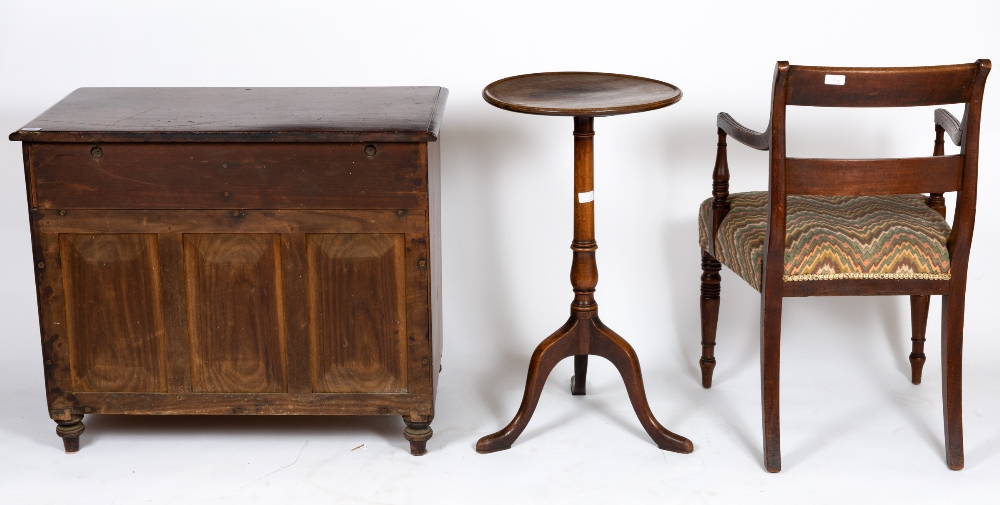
(9, 87), (448, 143)
(483, 72), (681, 117)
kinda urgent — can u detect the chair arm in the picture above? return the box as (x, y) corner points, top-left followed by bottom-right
(934, 108), (963, 146)
(717, 112), (770, 151)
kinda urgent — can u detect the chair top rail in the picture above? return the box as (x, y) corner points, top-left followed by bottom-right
(786, 63), (979, 107)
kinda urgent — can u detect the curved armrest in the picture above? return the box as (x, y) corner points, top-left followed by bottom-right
(935, 108), (963, 146)
(717, 113), (770, 150)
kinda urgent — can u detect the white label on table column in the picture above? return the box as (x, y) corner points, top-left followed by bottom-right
(578, 190), (594, 203)
(824, 74), (846, 85)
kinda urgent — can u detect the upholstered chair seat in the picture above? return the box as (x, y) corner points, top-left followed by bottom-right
(698, 192), (952, 291)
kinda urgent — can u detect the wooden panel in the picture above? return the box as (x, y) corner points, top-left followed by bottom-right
(783, 279), (949, 297)
(66, 392), (433, 417)
(307, 234), (407, 393)
(31, 142), (427, 210)
(785, 156), (963, 195)
(185, 234), (286, 393)
(60, 234), (166, 392)
(786, 64), (977, 107)
(10, 87), (447, 143)
(35, 209), (424, 234)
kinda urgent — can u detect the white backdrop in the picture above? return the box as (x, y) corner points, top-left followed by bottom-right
(1, 1), (999, 503)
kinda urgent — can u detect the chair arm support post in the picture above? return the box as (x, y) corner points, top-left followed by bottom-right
(934, 124), (946, 156)
(709, 128), (731, 255)
(927, 124), (947, 218)
(935, 108), (963, 146)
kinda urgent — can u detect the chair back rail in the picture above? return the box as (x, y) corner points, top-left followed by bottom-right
(784, 156), (963, 195)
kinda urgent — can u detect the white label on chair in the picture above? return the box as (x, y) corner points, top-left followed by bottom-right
(21, 127), (42, 131)
(825, 74), (846, 85)
(578, 191), (594, 203)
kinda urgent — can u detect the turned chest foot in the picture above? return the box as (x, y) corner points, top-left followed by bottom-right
(54, 415), (85, 453)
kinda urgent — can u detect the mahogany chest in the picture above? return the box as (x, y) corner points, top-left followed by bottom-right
(9, 87), (446, 455)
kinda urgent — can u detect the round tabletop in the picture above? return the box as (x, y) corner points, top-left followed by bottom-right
(483, 72), (682, 117)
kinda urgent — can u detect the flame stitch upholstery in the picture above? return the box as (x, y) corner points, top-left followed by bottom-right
(698, 192), (952, 292)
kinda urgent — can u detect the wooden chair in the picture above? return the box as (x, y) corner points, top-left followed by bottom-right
(698, 60), (990, 472)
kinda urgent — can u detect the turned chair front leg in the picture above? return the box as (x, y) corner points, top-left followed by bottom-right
(701, 128), (730, 388)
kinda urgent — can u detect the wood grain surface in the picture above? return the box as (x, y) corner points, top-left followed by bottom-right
(785, 156), (963, 195)
(34, 209), (425, 235)
(308, 234), (407, 393)
(783, 278), (950, 297)
(483, 72), (681, 116)
(185, 234), (286, 393)
(64, 392), (433, 416)
(9, 87), (448, 143)
(60, 234), (167, 392)
(30, 142), (428, 210)
(786, 64), (978, 107)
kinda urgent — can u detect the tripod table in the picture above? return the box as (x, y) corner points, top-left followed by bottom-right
(476, 72), (693, 454)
